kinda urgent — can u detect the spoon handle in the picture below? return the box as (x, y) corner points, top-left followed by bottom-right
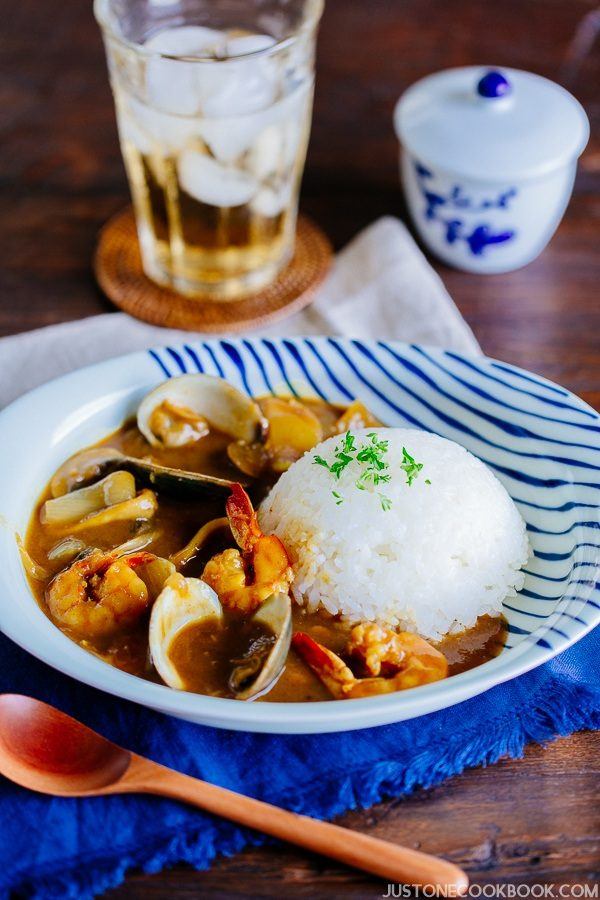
(126, 758), (468, 894)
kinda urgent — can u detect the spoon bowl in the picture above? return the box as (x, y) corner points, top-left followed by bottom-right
(0, 694), (130, 794)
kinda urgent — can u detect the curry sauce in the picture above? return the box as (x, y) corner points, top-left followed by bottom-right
(24, 396), (507, 702)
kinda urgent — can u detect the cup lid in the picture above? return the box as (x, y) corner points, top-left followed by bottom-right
(394, 66), (589, 182)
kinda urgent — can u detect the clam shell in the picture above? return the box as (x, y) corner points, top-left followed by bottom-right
(49, 446), (244, 499)
(231, 591), (292, 701)
(149, 573), (223, 690)
(137, 374), (267, 448)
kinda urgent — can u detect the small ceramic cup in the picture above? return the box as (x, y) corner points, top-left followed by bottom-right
(394, 67), (589, 274)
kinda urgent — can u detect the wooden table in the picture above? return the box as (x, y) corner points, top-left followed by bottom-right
(2, 0), (599, 895)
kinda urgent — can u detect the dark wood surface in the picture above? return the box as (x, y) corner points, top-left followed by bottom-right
(2, 0), (599, 896)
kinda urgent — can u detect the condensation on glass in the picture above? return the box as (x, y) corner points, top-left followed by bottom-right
(95, 0), (323, 300)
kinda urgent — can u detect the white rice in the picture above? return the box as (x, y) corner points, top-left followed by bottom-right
(259, 428), (529, 641)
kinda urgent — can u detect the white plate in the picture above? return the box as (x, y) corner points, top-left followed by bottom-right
(0, 337), (598, 733)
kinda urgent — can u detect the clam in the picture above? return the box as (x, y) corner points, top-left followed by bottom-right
(226, 441), (270, 478)
(229, 591), (292, 701)
(50, 446), (244, 498)
(47, 537), (87, 566)
(51, 448), (125, 497)
(137, 374), (267, 449)
(149, 573), (223, 690)
(130, 554), (176, 599)
(112, 528), (161, 557)
(169, 517), (230, 570)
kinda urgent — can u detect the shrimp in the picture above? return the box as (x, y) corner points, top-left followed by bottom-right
(292, 622), (448, 699)
(202, 483), (293, 614)
(46, 549), (174, 639)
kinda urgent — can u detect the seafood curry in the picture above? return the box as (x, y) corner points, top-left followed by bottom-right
(23, 375), (506, 703)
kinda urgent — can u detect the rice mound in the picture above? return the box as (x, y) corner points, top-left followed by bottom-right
(259, 428), (529, 641)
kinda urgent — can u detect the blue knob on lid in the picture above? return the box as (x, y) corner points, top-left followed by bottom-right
(477, 70), (511, 99)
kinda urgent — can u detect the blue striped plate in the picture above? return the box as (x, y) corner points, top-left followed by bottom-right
(0, 337), (598, 733)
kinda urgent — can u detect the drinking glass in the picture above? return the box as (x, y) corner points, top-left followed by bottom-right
(95, 0), (323, 300)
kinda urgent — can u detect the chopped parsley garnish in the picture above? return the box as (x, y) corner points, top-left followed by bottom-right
(400, 446), (424, 486)
(355, 433), (392, 498)
(314, 430), (396, 510)
(313, 431), (426, 508)
(313, 430), (355, 481)
(379, 494), (393, 512)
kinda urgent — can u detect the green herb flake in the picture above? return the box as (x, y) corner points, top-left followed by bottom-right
(354, 434), (393, 509)
(313, 431), (357, 481)
(313, 429), (394, 510)
(425, 479), (431, 485)
(400, 446), (424, 486)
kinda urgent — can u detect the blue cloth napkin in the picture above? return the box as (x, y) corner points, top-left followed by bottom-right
(1, 625), (598, 900)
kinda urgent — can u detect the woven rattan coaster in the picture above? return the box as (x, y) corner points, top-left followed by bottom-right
(94, 207), (333, 333)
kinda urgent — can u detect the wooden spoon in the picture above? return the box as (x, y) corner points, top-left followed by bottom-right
(0, 694), (468, 894)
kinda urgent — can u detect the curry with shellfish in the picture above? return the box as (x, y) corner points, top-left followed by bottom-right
(22, 375), (506, 703)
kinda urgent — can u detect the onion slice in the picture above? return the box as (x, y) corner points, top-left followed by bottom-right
(41, 471), (136, 526)
(63, 489), (158, 534)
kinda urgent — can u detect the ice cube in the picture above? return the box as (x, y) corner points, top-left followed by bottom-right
(197, 78), (309, 167)
(197, 76), (309, 164)
(200, 59), (277, 118)
(146, 58), (201, 116)
(247, 125), (284, 179)
(252, 179), (293, 217)
(234, 83), (311, 166)
(195, 35), (278, 120)
(226, 34), (276, 57)
(197, 116), (262, 163)
(145, 26), (226, 56)
(145, 27), (227, 116)
(195, 68), (279, 162)
(178, 150), (258, 207)
(127, 96), (198, 153)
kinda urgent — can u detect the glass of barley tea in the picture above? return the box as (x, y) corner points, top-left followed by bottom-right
(95, 0), (323, 300)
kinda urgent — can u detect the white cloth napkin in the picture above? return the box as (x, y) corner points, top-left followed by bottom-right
(0, 217), (479, 408)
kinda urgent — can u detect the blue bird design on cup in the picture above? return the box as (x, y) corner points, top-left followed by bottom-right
(415, 162), (516, 256)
